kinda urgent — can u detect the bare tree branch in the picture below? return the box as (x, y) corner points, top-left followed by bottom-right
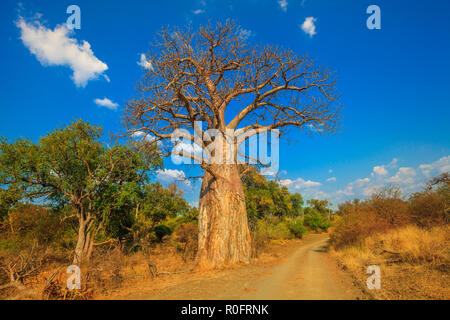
(124, 21), (342, 174)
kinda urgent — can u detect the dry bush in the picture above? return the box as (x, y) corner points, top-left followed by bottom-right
(330, 225), (450, 299)
(409, 190), (449, 227)
(332, 187), (414, 248)
(332, 181), (449, 249)
(331, 182), (450, 299)
(251, 230), (269, 258)
(42, 272), (93, 300)
(369, 188), (410, 225)
(331, 205), (392, 249)
(7, 205), (64, 247)
(150, 242), (191, 273)
(84, 246), (127, 293)
(0, 242), (48, 299)
(41, 244), (130, 299)
(366, 225), (449, 267)
(173, 223), (198, 262)
(13, 234), (196, 299)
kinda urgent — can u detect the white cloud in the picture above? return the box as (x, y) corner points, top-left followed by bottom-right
(355, 178), (370, 184)
(389, 158), (399, 167)
(307, 123), (324, 132)
(335, 164), (420, 202)
(280, 176), (324, 200)
(137, 53), (154, 71)
(335, 185), (354, 197)
(157, 169), (190, 186)
(279, 179), (292, 186)
(280, 177), (322, 190)
(362, 186), (377, 196)
(174, 141), (203, 156)
(278, 0), (288, 12)
(94, 97), (119, 110)
(189, 201), (199, 208)
(17, 17), (108, 87)
(276, 155), (449, 206)
(132, 131), (156, 142)
(239, 29), (254, 40)
(328, 169), (333, 174)
(386, 167), (417, 185)
(327, 177), (336, 182)
(301, 17), (317, 37)
(419, 156), (450, 178)
(419, 164), (433, 177)
(372, 165), (388, 176)
(192, 9), (205, 14)
(371, 158), (399, 177)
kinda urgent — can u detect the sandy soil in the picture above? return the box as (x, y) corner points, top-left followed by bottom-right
(105, 233), (364, 300)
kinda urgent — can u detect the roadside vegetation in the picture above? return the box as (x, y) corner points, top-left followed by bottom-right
(244, 169), (330, 254)
(330, 174), (449, 300)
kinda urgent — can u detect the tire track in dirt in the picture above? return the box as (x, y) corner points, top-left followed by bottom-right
(109, 234), (362, 300)
(243, 235), (360, 299)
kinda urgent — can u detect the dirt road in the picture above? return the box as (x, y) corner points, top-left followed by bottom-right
(243, 235), (359, 299)
(111, 234), (362, 300)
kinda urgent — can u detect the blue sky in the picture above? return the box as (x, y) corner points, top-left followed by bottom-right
(1, 0), (449, 207)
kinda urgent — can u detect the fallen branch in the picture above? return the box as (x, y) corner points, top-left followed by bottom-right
(94, 239), (119, 247)
(382, 249), (401, 255)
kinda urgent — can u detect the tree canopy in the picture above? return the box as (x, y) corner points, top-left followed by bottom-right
(0, 120), (161, 263)
(242, 168), (304, 227)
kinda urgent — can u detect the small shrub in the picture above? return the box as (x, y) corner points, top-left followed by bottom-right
(173, 223), (198, 261)
(153, 224), (172, 242)
(252, 216), (293, 256)
(286, 217), (307, 238)
(409, 191), (448, 227)
(304, 213), (330, 232)
(257, 217), (292, 240)
(86, 246), (126, 294)
(8, 205), (64, 247)
(330, 183), (449, 249)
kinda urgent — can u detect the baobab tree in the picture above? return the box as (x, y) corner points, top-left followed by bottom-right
(124, 21), (341, 269)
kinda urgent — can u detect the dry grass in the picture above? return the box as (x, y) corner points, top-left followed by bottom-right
(0, 241), (195, 300)
(81, 244), (195, 299)
(331, 225), (450, 300)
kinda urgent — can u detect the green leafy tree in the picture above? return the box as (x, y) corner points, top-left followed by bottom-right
(290, 193), (304, 217)
(125, 183), (193, 246)
(304, 213), (331, 232)
(0, 189), (21, 222)
(306, 199), (332, 216)
(0, 120), (160, 263)
(243, 168), (304, 229)
(7, 204), (64, 247)
(243, 169), (275, 226)
(141, 183), (190, 226)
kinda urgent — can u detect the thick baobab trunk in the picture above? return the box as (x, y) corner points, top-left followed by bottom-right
(196, 164), (251, 269)
(73, 216), (94, 265)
